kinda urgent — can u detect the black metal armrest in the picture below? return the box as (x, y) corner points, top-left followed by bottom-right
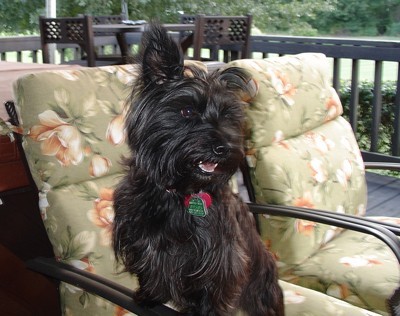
(247, 203), (400, 264)
(362, 150), (400, 167)
(26, 257), (183, 316)
(364, 161), (400, 171)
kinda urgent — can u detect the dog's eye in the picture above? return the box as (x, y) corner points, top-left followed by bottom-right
(181, 106), (195, 118)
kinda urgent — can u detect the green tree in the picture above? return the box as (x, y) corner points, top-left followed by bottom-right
(1, 0), (399, 36)
(124, 0), (337, 35)
(0, 0), (45, 34)
(312, 0), (400, 36)
(251, 0), (337, 35)
(1, 0), (335, 35)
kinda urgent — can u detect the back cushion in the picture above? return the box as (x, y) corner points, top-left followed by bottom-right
(13, 65), (136, 191)
(228, 54), (367, 264)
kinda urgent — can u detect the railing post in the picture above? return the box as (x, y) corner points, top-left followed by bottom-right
(349, 59), (360, 132)
(332, 58), (341, 92)
(45, 0), (57, 64)
(371, 60), (383, 153)
(392, 63), (400, 156)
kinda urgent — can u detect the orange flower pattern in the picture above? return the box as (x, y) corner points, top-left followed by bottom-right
(339, 255), (383, 268)
(106, 114), (126, 146)
(89, 154), (112, 177)
(293, 192), (315, 208)
(294, 219), (317, 236)
(29, 110), (83, 166)
(325, 87), (343, 121)
(87, 188), (115, 246)
(268, 68), (297, 106)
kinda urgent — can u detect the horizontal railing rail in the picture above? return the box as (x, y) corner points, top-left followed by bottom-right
(0, 35), (140, 64)
(1, 34), (399, 161)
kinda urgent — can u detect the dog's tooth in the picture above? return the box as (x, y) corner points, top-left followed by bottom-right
(199, 162), (218, 173)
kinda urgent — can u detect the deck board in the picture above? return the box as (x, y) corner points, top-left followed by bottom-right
(365, 172), (400, 217)
(238, 171), (400, 218)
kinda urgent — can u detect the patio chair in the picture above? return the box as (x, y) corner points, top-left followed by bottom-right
(192, 14), (252, 62)
(39, 15), (123, 67)
(178, 14), (196, 43)
(229, 53), (400, 314)
(5, 56), (400, 315)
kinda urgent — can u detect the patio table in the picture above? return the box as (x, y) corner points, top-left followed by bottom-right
(92, 23), (196, 58)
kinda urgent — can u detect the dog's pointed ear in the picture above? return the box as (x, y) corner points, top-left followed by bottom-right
(218, 67), (259, 102)
(139, 23), (184, 85)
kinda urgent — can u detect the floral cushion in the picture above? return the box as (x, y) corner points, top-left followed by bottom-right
(227, 54), (398, 314)
(13, 65), (135, 191)
(48, 175), (138, 315)
(279, 227), (399, 314)
(14, 65), (137, 315)
(228, 54), (367, 264)
(279, 281), (380, 316)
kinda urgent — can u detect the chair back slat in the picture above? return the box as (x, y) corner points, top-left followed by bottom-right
(39, 15), (96, 67)
(92, 15), (123, 25)
(193, 14), (252, 62)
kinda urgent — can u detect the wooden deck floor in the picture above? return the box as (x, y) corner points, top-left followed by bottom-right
(238, 171), (400, 218)
(365, 172), (400, 218)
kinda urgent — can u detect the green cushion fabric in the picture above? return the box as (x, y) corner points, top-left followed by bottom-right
(279, 227), (399, 314)
(255, 116), (367, 264)
(227, 54), (397, 314)
(231, 54), (344, 147)
(48, 175), (138, 315)
(229, 54), (368, 264)
(14, 65), (137, 315)
(14, 65), (135, 190)
(279, 281), (381, 316)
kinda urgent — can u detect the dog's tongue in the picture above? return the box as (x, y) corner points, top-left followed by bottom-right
(199, 162), (218, 173)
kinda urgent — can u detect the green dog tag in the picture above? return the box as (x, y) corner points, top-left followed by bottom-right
(186, 196), (208, 217)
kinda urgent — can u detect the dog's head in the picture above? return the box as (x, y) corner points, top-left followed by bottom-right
(126, 23), (256, 194)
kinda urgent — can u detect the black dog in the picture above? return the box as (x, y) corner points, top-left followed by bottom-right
(113, 24), (284, 315)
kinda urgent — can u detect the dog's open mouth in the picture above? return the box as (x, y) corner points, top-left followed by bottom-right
(198, 161), (219, 174)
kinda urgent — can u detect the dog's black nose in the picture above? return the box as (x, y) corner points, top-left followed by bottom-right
(213, 145), (229, 156)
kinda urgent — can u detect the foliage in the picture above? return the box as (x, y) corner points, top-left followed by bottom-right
(0, 0), (45, 34)
(340, 80), (397, 155)
(312, 0), (400, 36)
(1, 0), (399, 37)
(252, 0), (337, 36)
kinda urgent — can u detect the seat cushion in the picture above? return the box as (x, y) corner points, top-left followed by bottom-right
(278, 226), (399, 315)
(279, 280), (381, 316)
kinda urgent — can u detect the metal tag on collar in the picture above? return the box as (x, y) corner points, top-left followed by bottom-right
(184, 192), (212, 217)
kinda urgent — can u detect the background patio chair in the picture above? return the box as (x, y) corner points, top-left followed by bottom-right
(39, 15), (123, 67)
(191, 14), (252, 62)
(5, 56), (400, 315)
(230, 53), (400, 314)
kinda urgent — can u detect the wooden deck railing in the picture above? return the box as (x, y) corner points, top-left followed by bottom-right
(1, 34), (399, 162)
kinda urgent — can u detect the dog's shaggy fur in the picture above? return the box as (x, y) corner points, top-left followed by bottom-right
(112, 24), (284, 315)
